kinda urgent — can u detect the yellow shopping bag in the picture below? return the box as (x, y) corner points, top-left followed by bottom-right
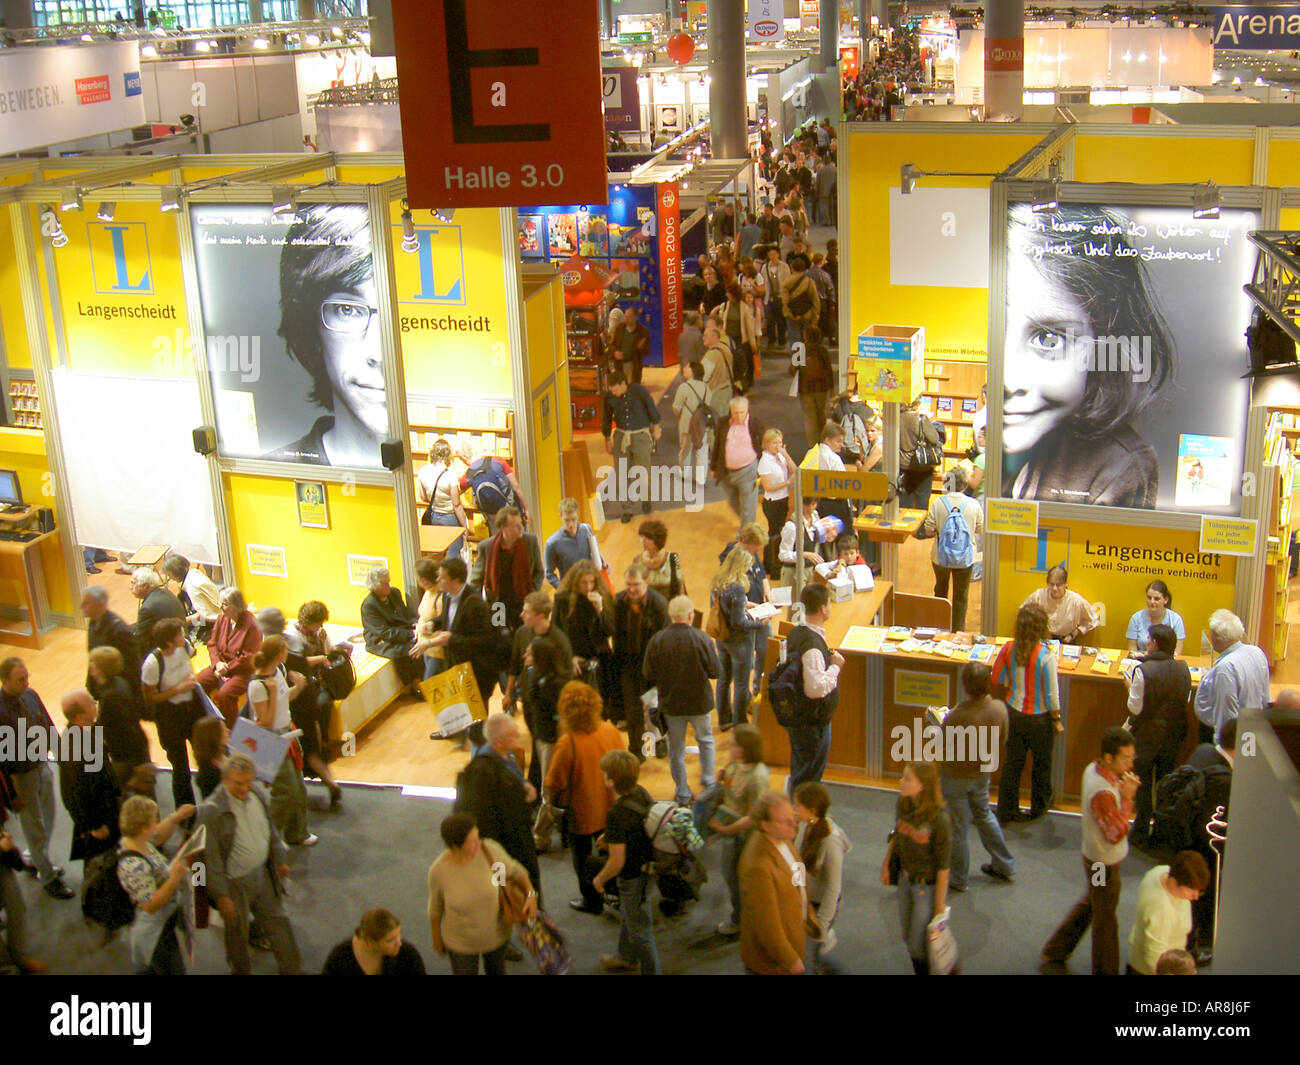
(420, 662), (488, 738)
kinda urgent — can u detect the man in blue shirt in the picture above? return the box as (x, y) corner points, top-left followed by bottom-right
(543, 498), (602, 587)
(1194, 609), (1270, 745)
(0, 658), (73, 899)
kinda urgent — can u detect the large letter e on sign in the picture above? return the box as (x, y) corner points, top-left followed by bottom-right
(444, 0), (547, 143)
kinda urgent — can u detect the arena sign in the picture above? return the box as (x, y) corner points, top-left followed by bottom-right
(1204, 5), (1300, 49)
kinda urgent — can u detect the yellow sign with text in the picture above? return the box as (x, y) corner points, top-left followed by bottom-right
(348, 554), (389, 587)
(390, 203), (513, 400)
(246, 543), (288, 578)
(49, 203), (193, 377)
(987, 498), (1039, 537)
(1199, 516), (1257, 558)
(995, 517), (1236, 649)
(894, 669), (951, 708)
(800, 468), (890, 501)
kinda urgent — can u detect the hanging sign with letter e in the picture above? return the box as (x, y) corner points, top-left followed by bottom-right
(391, 0), (608, 209)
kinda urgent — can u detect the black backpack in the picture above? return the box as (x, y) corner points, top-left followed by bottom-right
(767, 630), (836, 728)
(1151, 763), (1231, 851)
(81, 849), (136, 931)
(786, 278), (814, 318)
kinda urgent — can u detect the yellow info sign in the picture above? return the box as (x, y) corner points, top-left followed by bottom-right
(800, 468), (890, 501)
(986, 498), (1039, 538)
(1199, 516), (1257, 558)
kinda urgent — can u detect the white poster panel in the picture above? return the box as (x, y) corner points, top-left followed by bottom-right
(889, 187), (990, 289)
(0, 42), (145, 154)
(748, 0), (785, 42)
(51, 370), (220, 564)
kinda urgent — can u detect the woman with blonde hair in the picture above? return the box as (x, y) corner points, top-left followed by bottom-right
(116, 795), (196, 974)
(881, 762), (951, 975)
(544, 681), (623, 914)
(710, 547), (765, 730)
(417, 437), (469, 558)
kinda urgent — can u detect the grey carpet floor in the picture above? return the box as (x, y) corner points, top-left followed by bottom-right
(6, 773), (1165, 975)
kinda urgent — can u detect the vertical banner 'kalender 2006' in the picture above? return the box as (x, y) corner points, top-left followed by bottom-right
(391, 0), (608, 209)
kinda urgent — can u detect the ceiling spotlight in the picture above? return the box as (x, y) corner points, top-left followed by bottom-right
(141, 44), (157, 57)
(305, 33), (320, 47)
(61, 188), (83, 212)
(194, 40), (210, 52)
(271, 186), (296, 215)
(252, 37), (269, 49)
(96, 202), (116, 222)
(432, 208), (456, 224)
(400, 198), (418, 253)
(80, 33), (92, 42)
(1031, 180), (1059, 213)
(40, 207), (68, 249)
(901, 163), (917, 194)
(160, 186), (183, 212)
(331, 25), (343, 37)
(1192, 181), (1220, 220)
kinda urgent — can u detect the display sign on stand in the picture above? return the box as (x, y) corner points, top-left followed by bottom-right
(391, 0), (608, 208)
(855, 325), (925, 405)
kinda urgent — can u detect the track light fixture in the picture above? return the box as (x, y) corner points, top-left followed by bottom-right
(1191, 181), (1220, 220)
(400, 198), (418, 253)
(40, 207), (68, 248)
(1032, 180), (1060, 213)
(901, 163), (917, 194)
(62, 188), (83, 212)
(160, 186), (183, 212)
(271, 185), (296, 215)
(96, 202), (116, 222)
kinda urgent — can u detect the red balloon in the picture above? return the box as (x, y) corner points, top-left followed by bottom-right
(666, 33), (695, 64)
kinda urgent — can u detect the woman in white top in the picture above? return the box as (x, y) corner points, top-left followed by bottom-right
(410, 558), (447, 680)
(1020, 565), (1098, 645)
(141, 616), (203, 816)
(671, 360), (714, 485)
(417, 438), (469, 561)
(161, 553), (220, 642)
(247, 635), (316, 848)
(757, 428), (796, 574)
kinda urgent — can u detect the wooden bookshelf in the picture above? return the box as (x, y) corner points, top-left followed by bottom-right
(7, 378), (42, 431)
(407, 405), (516, 545)
(915, 361), (986, 490)
(1259, 406), (1300, 667)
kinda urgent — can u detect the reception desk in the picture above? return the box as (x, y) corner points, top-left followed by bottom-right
(757, 624), (1209, 810)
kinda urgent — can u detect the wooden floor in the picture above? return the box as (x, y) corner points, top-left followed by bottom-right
(10, 413), (1299, 799)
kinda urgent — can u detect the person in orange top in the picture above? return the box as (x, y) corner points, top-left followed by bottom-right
(197, 586), (263, 728)
(544, 681), (623, 916)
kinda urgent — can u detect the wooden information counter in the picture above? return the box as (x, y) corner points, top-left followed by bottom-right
(756, 620), (1210, 811)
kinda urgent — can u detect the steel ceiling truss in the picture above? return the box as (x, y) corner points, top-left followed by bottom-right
(1245, 231), (1300, 350)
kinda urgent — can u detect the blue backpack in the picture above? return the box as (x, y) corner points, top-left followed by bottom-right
(466, 458), (516, 521)
(935, 500), (974, 569)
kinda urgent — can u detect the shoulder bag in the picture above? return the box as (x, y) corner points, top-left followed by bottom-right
(487, 843), (531, 926)
(705, 592), (732, 642)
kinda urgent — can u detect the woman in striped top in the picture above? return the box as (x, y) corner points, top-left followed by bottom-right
(993, 603), (1063, 824)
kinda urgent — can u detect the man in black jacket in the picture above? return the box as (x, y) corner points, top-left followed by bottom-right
(427, 557), (508, 714)
(1124, 623), (1190, 847)
(131, 568), (186, 661)
(1183, 718), (1234, 966)
(454, 712), (540, 902)
(360, 566), (422, 686)
(613, 562), (669, 760)
(642, 594), (720, 805)
(82, 585), (141, 702)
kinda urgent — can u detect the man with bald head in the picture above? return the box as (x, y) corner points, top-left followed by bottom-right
(454, 712), (541, 906)
(58, 690), (119, 868)
(710, 395), (766, 528)
(1271, 688), (1300, 710)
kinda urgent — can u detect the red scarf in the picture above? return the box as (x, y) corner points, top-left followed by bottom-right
(486, 533), (533, 604)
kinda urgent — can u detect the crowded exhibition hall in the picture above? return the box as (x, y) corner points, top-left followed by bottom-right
(0, 0), (1296, 1011)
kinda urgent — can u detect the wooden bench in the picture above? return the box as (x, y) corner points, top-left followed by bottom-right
(320, 623), (408, 741)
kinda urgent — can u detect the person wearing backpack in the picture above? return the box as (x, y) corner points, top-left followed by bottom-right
(916, 465), (984, 632)
(781, 254), (820, 353)
(1123, 623), (1191, 848)
(773, 584), (842, 795)
(457, 442), (531, 531)
(115, 795), (196, 975)
(593, 749), (660, 974)
(672, 360), (715, 488)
